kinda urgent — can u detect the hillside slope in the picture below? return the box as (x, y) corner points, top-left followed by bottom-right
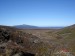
(45, 24), (75, 56)
(56, 24), (75, 55)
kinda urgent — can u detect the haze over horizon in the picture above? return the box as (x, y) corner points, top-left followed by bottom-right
(0, 0), (75, 26)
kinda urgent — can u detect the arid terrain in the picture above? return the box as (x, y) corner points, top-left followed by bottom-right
(0, 25), (75, 56)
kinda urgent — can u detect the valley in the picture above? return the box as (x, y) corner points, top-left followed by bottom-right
(0, 25), (75, 56)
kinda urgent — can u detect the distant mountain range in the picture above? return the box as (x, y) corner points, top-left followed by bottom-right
(14, 24), (64, 29)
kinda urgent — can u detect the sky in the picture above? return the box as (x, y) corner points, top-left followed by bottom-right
(0, 0), (75, 26)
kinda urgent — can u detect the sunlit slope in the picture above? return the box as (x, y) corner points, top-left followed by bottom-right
(57, 24), (75, 54)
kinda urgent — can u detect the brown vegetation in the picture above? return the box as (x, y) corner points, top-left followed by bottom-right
(0, 25), (75, 56)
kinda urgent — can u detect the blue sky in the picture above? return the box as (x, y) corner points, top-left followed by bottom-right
(0, 0), (75, 26)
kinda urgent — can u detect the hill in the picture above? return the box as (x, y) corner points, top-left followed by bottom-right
(45, 24), (75, 56)
(56, 24), (75, 55)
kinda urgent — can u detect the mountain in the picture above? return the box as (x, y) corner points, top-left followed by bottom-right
(14, 24), (39, 29)
(14, 24), (64, 29)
